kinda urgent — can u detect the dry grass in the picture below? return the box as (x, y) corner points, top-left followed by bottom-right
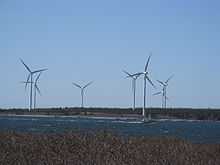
(0, 132), (220, 165)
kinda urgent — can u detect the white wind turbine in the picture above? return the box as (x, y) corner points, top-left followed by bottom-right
(134, 55), (156, 121)
(72, 81), (93, 108)
(123, 70), (142, 111)
(20, 59), (47, 111)
(154, 75), (174, 109)
(21, 72), (43, 110)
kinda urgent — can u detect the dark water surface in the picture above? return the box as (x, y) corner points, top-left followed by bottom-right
(0, 115), (220, 143)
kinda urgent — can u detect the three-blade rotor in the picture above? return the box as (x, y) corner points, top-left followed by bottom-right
(72, 81), (93, 90)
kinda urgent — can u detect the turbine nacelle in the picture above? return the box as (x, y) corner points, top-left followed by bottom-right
(123, 70), (142, 80)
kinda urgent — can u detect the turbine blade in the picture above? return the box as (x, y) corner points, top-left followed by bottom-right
(153, 92), (162, 96)
(146, 76), (156, 88)
(32, 69), (48, 74)
(157, 80), (165, 86)
(20, 58), (31, 73)
(131, 72), (143, 77)
(123, 70), (132, 77)
(72, 83), (82, 89)
(25, 74), (31, 90)
(35, 72), (42, 83)
(35, 85), (42, 96)
(21, 81), (32, 84)
(135, 73), (142, 78)
(166, 75), (174, 83)
(126, 75), (132, 78)
(145, 54), (152, 72)
(20, 81), (30, 84)
(83, 81), (93, 89)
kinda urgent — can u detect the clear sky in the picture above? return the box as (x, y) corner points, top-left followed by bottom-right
(0, 0), (220, 109)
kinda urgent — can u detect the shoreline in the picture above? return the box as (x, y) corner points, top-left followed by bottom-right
(1, 107), (220, 121)
(1, 113), (220, 123)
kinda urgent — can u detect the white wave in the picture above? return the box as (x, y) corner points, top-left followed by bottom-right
(3, 117), (40, 121)
(156, 118), (218, 122)
(112, 121), (143, 124)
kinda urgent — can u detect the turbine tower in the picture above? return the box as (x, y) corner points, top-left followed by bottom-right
(72, 81), (93, 109)
(123, 70), (141, 111)
(135, 55), (156, 121)
(20, 59), (47, 111)
(154, 75), (174, 108)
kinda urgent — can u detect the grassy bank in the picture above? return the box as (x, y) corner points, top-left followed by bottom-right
(1, 107), (220, 121)
(0, 132), (219, 165)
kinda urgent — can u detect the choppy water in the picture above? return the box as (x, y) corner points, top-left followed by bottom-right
(0, 115), (220, 143)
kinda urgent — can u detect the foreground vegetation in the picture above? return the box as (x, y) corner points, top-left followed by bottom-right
(0, 132), (219, 165)
(1, 107), (220, 121)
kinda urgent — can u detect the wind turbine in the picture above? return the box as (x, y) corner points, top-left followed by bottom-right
(72, 81), (93, 109)
(134, 55), (156, 121)
(154, 75), (174, 109)
(20, 72), (43, 110)
(20, 59), (47, 111)
(123, 70), (142, 111)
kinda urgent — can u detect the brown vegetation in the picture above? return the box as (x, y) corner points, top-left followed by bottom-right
(0, 132), (220, 165)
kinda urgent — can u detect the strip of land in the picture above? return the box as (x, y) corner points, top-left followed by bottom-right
(1, 107), (220, 121)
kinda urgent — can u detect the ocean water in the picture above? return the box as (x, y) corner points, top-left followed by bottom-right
(0, 115), (220, 144)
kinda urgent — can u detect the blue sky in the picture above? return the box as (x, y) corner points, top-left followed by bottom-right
(0, 0), (220, 109)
